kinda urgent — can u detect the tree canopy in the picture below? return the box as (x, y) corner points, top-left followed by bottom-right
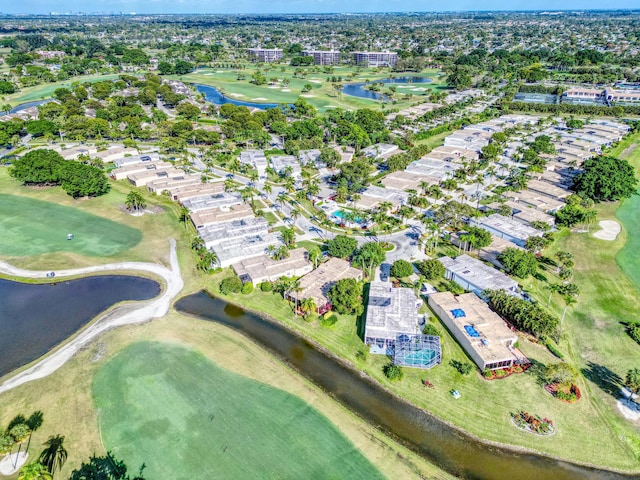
(327, 234), (358, 259)
(10, 149), (110, 198)
(498, 248), (538, 279)
(572, 156), (638, 202)
(328, 278), (363, 316)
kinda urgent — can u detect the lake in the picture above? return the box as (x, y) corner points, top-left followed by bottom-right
(342, 76), (433, 101)
(175, 291), (633, 480)
(0, 275), (160, 378)
(195, 84), (281, 110)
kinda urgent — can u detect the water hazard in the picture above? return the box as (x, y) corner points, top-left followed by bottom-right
(175, 291), (635, 480)
(341, 76), (433, 101)
(195, 84), (280, 110)
(0, 275), (160, 377)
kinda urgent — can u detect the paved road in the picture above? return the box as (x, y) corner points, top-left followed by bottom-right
(0, 239), (183, 394)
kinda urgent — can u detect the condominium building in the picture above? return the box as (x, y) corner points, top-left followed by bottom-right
(353, 51), (398, 67)
(301, 50), (341, 65)
(247, 48), (283, 63)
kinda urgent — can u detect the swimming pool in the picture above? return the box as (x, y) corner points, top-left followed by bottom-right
(332, 210), (364, 223)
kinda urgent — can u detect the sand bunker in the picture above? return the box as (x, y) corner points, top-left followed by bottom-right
(281, 88), (291, 92)
(593, 220), (621, 241)
(309, 79), (322, 84)
(228, 93), (245, 98)
(252, 97), (268, 101)
(300, 94), (315, 98)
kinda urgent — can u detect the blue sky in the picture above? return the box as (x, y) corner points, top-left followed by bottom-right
(3, 1), (638, 14)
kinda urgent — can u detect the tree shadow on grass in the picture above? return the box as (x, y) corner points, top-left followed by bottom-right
(356, 282), (371, 340)
(525, 358), (548, 386)
(581, 361), (623, 397)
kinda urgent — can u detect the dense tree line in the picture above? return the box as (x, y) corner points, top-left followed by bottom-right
(484, 289), (559, 339)
(10, 149), (110, 198)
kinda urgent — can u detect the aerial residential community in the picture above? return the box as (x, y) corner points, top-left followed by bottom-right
(0, 4), (640, 480)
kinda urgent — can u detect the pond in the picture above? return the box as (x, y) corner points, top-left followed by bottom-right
(175, 291), (634, 480)
(7, 99), (55, 114)
(195, 84), (280, 110)
(0, 275), (160, 378)
(341, 76), (433, 101)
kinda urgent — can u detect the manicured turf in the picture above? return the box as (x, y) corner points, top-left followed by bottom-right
(93, 342), (384, 480)
(0, 194), (142, 257)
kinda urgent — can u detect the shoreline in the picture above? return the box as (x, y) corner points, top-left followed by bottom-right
(0, 239), (183, 394)
(177, 290), (640, 478)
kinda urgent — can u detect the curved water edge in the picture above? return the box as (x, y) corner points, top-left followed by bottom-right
(175, 291), (637, 480)
(5, 99), (55, 115)
(195, 84), (281, 109)
(0, 275), (160, 378)
(342, 76), (433, 101)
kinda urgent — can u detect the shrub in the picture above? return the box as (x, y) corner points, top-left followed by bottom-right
(390, 259), (414, 278)
(320, 314), (339, 328)
(415, 259), (445, 280)
(259, 281), (273, 292)
(450, 359), (473, 375)
(422, 323), (442, 338)
(628, 322), (640, 345)
(241, 282), (254, 294)
(544, 338), (564, 359)
(220, 276), (242, 295)
(383, 364), (404, 382)
(446, 280), (465, 295)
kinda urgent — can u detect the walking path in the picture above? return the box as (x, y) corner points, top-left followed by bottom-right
(0, 239), (183, 394)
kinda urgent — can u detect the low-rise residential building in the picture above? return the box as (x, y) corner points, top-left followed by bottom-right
(181, 191), (243, 212)
(288, 258), (362, 313)
(190, 204), (254, 230)
(438, 254), (519, 296)
(233, 248), (312, 285)
(470, 213), (542, 248)
(361, 143), (399, 159)
(504, 190), (565, 213)
(356, 185), (409, 210)
(428, 292), (527, 370)
(270, 155), (301, 177)
(213, 232), (282, 268)
(240, 150), (268, 179)
(169, 183), (225, 202)
(500, 201), (555, 226)
(353, 51), (398, 67)
(443, 131), (491, 152)
(110, 160), (173, 181)
(147, 175), (202, 194)
(248, 48), (283, 63)
(299, 149), (322, 167)
(126, 167), (187, 187)
(112, 153), (160, 168)
(301, 50), (341, 65)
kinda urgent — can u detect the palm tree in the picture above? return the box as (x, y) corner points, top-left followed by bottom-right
(263, 183), (273, 195)
(561, 296), (577, 326)
(299, 297), (317, 319)
(125, 191), (146, 212)
(276, 192), (288, 209)
(38, 435), (67, 476)
(307, 246), (321, 268)
(290, 209), (300, 222)
(546, 283), (561, 305)
(280, 227), (296, 247)
(178, 206), (190, 229)
(18, 463), (52, 480)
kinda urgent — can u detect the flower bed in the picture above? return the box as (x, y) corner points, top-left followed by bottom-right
(545, 383), (582, 403)
(512, 411), (555, 436)
(483, 363), (530, 380)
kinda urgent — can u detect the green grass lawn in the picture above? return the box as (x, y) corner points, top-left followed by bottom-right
(0, 193), (142, 257)
(178, 66), (448, 112)
(207, 260), (640, 470)
(5, 74), (121, 106)
(93, 341), (384, 480)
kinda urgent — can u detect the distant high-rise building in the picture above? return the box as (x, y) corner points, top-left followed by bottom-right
(247, 48), (283, 63)
(353, 51), (398, 67)
(301, 50), (341, 65)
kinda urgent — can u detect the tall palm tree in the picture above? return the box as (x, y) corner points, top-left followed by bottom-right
(38, 435), (67, 476)
(299, 297), (317, 319)
(125, 191), (146, 212)
(178, 206), (190, 229)
(18, 463), (52, 480)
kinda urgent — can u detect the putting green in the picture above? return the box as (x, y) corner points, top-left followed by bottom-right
(0, 194), (141, 257)
(93, 342), (384, 480)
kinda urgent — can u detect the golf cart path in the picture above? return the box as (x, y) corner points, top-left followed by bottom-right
(0, 239), (183, 395)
